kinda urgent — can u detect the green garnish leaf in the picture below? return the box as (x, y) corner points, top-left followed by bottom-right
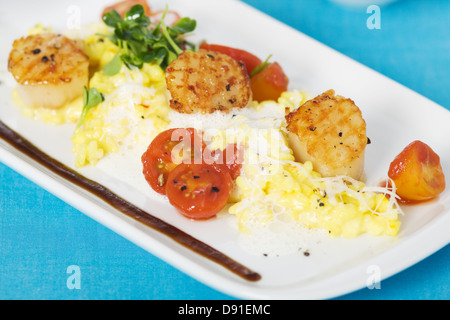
(250, 54), (273, 78)
(170, 17), (197, 34)
(101, 4), (197, 71)
(160, 20), (183, 55)
(102, 10), (122, 28)
(122, 52), (143, 69)
(124, 4), (145, 20)
(77, 87), (105, 128)
(103, 53), (122, 76)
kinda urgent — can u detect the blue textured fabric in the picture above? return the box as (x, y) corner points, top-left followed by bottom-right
(0, 0), (448, 300)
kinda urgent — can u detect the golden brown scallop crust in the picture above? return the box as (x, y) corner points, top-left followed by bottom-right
(8, 33), (89, 109)
(165, 49), (252, 114)
(285, 89), (367, 179)
(8, 33), (88, 86)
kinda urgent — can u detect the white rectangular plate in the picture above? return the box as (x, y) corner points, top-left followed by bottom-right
(0, 0), (449, 299)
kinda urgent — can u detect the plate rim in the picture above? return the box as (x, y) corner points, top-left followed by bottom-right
(0, 0), (449, 300)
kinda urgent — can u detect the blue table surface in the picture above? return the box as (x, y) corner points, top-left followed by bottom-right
(1, 0), (449, 300)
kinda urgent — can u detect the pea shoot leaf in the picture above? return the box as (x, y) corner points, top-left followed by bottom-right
(170, 17), (197, 34)
(77, 87), (104, 128)
(102, 4), (196, 74)
(103, 53), (122, 76)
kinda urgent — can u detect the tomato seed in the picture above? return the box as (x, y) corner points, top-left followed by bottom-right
(157, 174), (165, 187)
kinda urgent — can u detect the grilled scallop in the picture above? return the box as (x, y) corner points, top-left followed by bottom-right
(286, 89), (367, 180)
(8, 33), (89, 109)
(165, 48), (252, 114)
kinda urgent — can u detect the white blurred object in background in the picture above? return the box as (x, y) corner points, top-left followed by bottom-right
(329, 0), (398, 6)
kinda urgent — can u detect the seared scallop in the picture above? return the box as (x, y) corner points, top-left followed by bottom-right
(8, 33), (89, 109)
(285, 89), (367, 180)
(165, 49), (252, 114)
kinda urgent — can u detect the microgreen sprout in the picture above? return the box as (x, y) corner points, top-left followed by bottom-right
(250, 54), (273, 78)
(76, 87), (104, 128)
(102, 4), (196, 75)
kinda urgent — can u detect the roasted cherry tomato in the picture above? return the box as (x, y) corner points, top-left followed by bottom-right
(204, 143), (244, 180)
(199, 42), (262, 75)
(250, 62), (289, 102)
(101, 0), (151, 17)
(388, 140), (446, 202)
(141, 128), (203, 195)
(166, 164), (233, 220)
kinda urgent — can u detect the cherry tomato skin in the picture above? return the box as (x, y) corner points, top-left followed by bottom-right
(205, 144), (244, 180)
(199, 42), (262, 74)
(388, 140), (446, 202)
(141, 152), (178, 195)
(250, 62), (289, 102)
(166, 164), (233, 220)
(102, 0), (151, 17)
(141, 128), (203, 195)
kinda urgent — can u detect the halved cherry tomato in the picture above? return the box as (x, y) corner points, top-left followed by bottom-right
(204, 143), (244, 180)
(388, 140), (446, 202)
(250, 62), (289, 102)
(166, 164), (233, 220)
(141, 128), (204, 195)
(101, 0), (151, 17)
(199, 42), (262, 75)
